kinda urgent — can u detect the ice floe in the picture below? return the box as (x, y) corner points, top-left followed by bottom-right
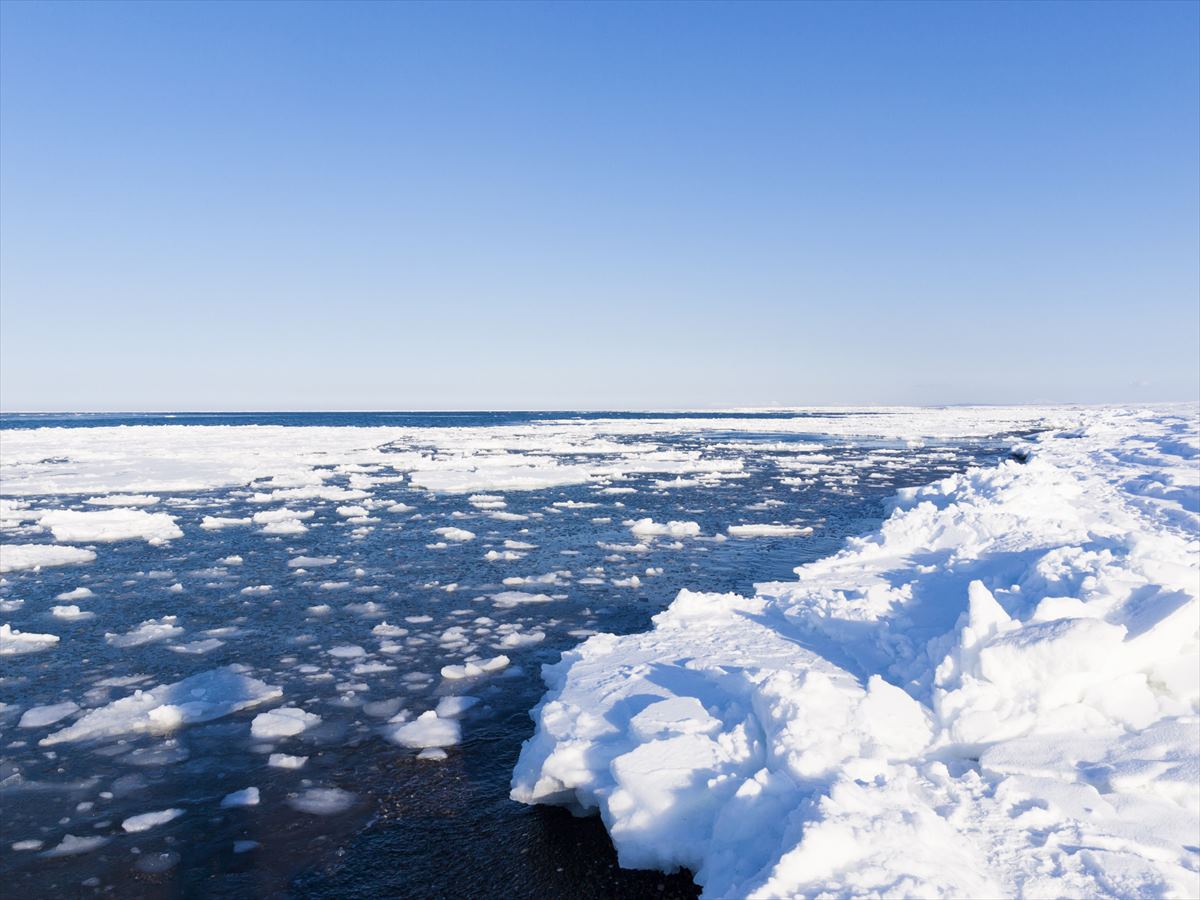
(0, 543), (96, 572)
(36, 508), (183, 544)
(41, 665), (281, 745)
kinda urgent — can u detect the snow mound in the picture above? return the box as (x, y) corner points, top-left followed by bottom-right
(512, 407), (1200, 899)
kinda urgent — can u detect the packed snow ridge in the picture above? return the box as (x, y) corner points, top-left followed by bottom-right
(512, 406), (1200, 899)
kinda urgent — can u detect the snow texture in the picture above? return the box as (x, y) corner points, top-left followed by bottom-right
(512, 407), (1200, 899)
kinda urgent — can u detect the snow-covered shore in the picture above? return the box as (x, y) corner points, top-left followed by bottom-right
(511, 406), (1200, 898)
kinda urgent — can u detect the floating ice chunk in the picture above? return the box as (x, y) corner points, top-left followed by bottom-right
(441, 655), (509, 679)
(433, 526), (475, 542)
(122, 808), (184, 833)
(220, 787), (260, 808)
(11, 839), (43, 851)
(726, 523), (813, 537)
(353, 661), (396, 674)
(268, 753), (308, 769)
(628, 518), (701, 538)
(252, 508), (315, 525)
(42, 665), (281, 745)
(51, 605), (94, 620)
(288, 555), (338, 568)
(485, 549), (525, 562)
(85, 494), (160, 507)
(288, 787), (355, 815)
(417, 748), (448, 761)
(386, 710), (461, 748)
(336, 505), (369, 518)
(0, 623), (60, 655)
(435, 696), (480, 718)
(56, 587), (94, 600)
(612, 575), (641, 588)
(19, 701), (80, 728)
(170, 638), (224, 655)
(39, 834), (109, 857)
(363, 697), (405, 718)
(492, 591), (554, 609)
(372, 622), (409, 637)
(200, 516), (252, 530)
(411, 464), (593, 494)
(106, 616), (183, 648)
(261, 519), (308, 535)
(250, 707), (321, 739)
(497, 629), (546, 649)
(37, 509), (182, 544)
(328, 644), (367, 659)
(0, 544), (96, 573)
(469, 494), (507, 510)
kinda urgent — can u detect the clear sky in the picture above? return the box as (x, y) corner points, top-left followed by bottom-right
(1, 1), (1197, 411)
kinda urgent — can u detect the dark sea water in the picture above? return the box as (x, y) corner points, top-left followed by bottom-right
(0, 413), (1014, 898)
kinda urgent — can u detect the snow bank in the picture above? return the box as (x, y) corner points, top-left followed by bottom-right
(512, 406), (1200, 899)
(41, 665), (281, 745)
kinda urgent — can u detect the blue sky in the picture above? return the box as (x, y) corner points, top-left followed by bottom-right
(1, 1), (1197, 410)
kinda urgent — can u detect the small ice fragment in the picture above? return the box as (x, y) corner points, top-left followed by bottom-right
(268, 753), (308, 769)
(250, 707), (321, 739)
(121, 808), (184, 833)
(288, 787), (355, 815)
(220, 787), (260, 808)
(19, 701), (79, 728)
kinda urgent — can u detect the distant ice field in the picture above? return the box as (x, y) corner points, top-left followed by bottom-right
(0, 407), (1155, 897)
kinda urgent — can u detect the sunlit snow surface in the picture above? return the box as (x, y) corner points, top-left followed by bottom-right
(513, 406), (1200, 899)
(1, 407), (1193, 897)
